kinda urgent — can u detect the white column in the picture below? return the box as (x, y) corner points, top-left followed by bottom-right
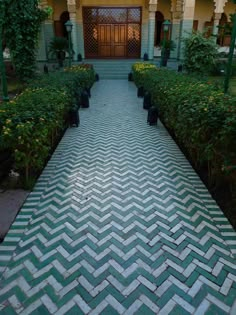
(37, 24), (47, 61)
(171, 10), (182, 59)
(213, 12), (222, 38)
(179, 0), (196, 59)
(69, 12), (79, 60)
(147, 11), (156, 60)
(67, 0), (79, 60)
(37, 1), (53, 61)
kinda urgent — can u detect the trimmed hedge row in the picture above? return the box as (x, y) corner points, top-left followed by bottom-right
(0, 65), (95, 186)
(132, 62), (236, 186)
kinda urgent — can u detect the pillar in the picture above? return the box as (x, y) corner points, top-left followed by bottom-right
(170, 0), (184, 59)
(171, 12), (182, 59)
(67, 0), (79, 60)
(77, 21), (85, 59)
(37, 24), (47, 61)
(147, 11), (156, 60)
(37, 0), (54, 61)
(44, 20), (55, 59)
(179, 0), (196, 60)
(213, 12), (222, 42)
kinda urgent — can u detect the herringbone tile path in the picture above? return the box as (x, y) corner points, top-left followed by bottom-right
(1, 80), (236, 314)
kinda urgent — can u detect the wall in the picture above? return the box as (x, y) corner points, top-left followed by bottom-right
(78, 0), (146, 21)
(156, 0), (172, 21)
(194, 0), (214, 31)
(224, 1), (236, 21)
(53, 0), (67, 20)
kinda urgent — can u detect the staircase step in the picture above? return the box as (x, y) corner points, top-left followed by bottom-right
(75, 59), (162, 79)
(77, 59), (141, 79)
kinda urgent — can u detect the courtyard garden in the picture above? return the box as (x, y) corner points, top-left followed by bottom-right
(1, 16), (236, 234)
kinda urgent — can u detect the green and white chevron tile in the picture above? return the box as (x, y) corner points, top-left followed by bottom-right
(0, 80), (236, 315)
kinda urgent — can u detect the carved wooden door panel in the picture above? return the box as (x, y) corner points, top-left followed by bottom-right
(98, 24), (126, 57)
(99, 25), (112, 57)
(113, 24), (126, 57)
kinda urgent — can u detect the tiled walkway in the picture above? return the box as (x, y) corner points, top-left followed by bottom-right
(1, 80), (236, 314)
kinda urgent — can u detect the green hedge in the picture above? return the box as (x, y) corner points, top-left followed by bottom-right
(0, 65), (95, 186)
(132, 62), (157, 88)
(132, 63), (236, 186)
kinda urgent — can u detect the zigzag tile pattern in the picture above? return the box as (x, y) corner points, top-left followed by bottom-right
(1, 80), (236, 314)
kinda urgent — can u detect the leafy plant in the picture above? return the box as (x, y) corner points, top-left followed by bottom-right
(160, 39), (176, 51)
(48, 36), (69, 67)
(132, 63), (157, 87)
(1, 0), (51, 82)
(183, 31), (219, 75)
(132, 62), (236, 188)
(48, 36), (69, 56)
(0, 65), (96, 186)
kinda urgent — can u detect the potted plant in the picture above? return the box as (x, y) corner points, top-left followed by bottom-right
(160, 39), (176, 66)
(68, 99), (79, 127)
(48, 36), (69, 67)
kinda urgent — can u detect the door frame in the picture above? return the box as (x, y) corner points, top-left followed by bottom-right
(83, 6), (142, 59)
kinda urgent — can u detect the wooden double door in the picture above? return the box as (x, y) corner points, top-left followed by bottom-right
(99, 24), (126, 57)
(83, 7), (141, 59)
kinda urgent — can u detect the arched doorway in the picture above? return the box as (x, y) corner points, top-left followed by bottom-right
(60, 11), (70, 38)
(155, 11), (164, 46)
(54, 11), (70, 38)
(217, 13), (230, 46)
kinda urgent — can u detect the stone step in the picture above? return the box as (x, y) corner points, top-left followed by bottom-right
(78, 59), (140, 79)
(76, 59), (177, 79)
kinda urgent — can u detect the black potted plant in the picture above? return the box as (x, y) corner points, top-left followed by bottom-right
(48, 36), (69, 67)
(160, 39), (176, 67)
(77, 53), (82, 62)
(143, 52), (149, 61)
(68, 98), (80, 127)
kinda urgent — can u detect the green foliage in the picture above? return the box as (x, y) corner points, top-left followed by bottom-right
(132, 63), (157, 87)
(1, 0), (50, 82)
(132, 63), (236, 186)
(48, 36), (69, 56)
(160, 39), (176, 51)
(218, 13), (234, 36)
(64, 64), (96, 89)
(183, 31), (219, 75)
(0, 66), (96, 186)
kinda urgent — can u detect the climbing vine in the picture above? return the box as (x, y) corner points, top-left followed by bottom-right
(0, 0), (51, 81)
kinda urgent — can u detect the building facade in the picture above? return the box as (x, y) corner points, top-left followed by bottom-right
(38, 0), (236, 61)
